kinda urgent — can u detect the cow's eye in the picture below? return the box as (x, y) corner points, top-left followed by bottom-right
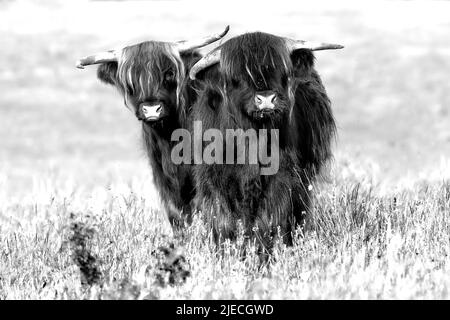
(126, 84), (134, 96)
(164, 70), (176, 82)
(231, 78), (240, 87)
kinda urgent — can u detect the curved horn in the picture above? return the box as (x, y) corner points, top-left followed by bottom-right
(285, 39), (344, 52)
(189, 48), (221, 80)
(76, 50), (121, 69)
(175, 25), (229, 53)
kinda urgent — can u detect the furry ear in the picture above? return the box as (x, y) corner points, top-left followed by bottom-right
(290, 49), (315, 79)
(97, 62), (118, 85)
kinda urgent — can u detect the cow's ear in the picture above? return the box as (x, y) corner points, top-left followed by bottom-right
(290, 49), (315, 78)
(97, 62), (119, 85)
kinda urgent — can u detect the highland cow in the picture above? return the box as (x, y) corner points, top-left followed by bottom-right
(189, 32), (343, 251)
(76, 27), (229, 227)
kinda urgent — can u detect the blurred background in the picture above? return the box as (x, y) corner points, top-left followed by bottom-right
(1, 0), (449, 198)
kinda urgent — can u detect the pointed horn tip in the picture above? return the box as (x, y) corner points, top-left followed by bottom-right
(75, 60), (85, 69)
(321, 43), (344, 50)
(212, 25), (230, 40)
(221, 25), (230, 36)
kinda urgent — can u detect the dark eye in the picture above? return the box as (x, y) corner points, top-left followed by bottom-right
(126, 84), (134, 96)
(164, 69), (176, 83)
(231, 78), (240, 87)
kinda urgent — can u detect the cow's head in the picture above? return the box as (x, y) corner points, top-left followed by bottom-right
(190, 32), (342, 122)
(76, 26), (229, 125)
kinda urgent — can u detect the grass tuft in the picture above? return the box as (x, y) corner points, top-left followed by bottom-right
(68, 213), (103, 287)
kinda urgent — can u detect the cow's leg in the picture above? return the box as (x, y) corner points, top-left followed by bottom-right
(253, 163), (310, 253)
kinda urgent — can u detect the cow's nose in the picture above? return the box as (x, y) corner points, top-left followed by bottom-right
(255, 91), (276, 110)
(141, 104), (163, 120)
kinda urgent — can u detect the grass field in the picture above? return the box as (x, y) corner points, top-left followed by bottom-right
(1, 0), (450, 299)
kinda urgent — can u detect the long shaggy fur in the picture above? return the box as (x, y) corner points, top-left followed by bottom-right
(97, 42), (201, 227)
(191, 32), (336, 251)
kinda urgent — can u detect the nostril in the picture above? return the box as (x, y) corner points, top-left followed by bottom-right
(256, 92), (276, 105)
(156, 106), (162, 113)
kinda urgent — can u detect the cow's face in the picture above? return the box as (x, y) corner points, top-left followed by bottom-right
(97, 42), (185, 124)
(190, 32), (343, 124)
(220, 33), (295, 121)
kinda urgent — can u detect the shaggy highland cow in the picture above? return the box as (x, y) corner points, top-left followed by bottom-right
(189, 32), (343, 251)
(76, 27), (229, 227)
